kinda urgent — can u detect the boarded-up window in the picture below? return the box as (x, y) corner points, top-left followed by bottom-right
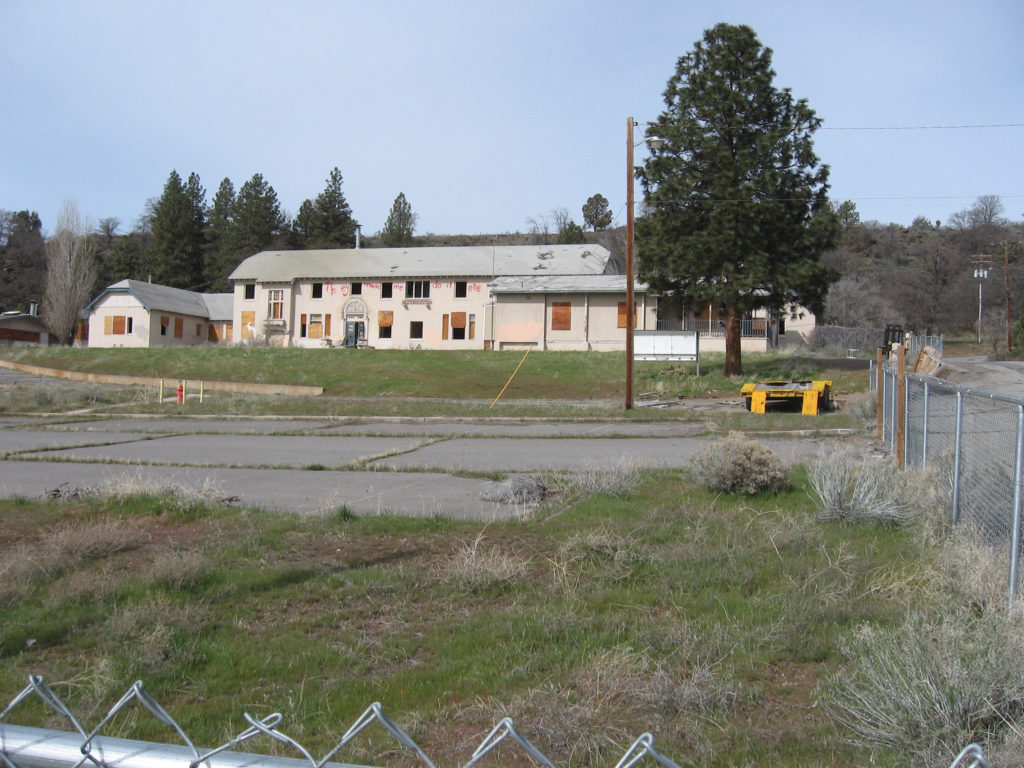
(308, 314), (323, 339)
(617, 302), (638, 329)
(442, 314), (449, 340)
(105, 315), (128, 335)
(112, 316), (125, 335)
(551, 302), (572, 331)
(468, 314), (476, 340)
(161, 316), (169, 336)
(103, 315), (113, 334)
(451, 312), (466, 329)
(324, 314), (331, 337)
(378, 310), (393, 328)
(174, 317), (183, 338)
(241, 311), (255, 340)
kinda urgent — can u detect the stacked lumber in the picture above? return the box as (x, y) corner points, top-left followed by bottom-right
(913, 345), (942, 376)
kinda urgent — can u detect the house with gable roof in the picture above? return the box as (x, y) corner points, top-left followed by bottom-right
(85, 279), (233, 348)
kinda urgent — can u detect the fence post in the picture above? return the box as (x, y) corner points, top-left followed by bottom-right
(876, 347), (884, 442)
(921, 380), (930, 468)
(952, 390), (964, 528)
(1010, 405), (1024, 608)
(896, 346), (906, 468)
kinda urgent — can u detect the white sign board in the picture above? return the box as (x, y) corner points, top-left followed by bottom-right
(633, 331), (700, 375)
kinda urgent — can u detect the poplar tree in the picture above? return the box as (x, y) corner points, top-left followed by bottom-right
(637, 23), (838, 376)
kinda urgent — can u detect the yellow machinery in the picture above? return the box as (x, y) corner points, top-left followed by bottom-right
(740, 380), (832, 415)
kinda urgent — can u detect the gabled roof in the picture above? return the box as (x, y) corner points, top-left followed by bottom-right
(86, 280), (232, 320)
(228, 244), (616, 283)
(489, 275), (648, 294)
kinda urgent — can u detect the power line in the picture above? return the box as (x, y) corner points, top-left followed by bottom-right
(822, 123), (1024, 131)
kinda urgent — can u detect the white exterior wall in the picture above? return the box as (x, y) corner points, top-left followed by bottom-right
(493, 293), (656, 351)
(87, 294), (151, 348)
(236, 278), (493, 350)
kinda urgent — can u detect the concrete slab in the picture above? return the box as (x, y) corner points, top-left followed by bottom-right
(0, 460), (516, 519)
(0, 430), (150, 454)
(29, 434), (434, 469)
(33, 418), (338, 434)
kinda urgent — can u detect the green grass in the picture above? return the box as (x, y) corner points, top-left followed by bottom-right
(0, 470), (944, 767)
(0, 347), (870, 420)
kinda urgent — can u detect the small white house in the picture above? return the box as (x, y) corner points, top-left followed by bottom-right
(0, 309), (53, 347)
(85, 280), (233, 348)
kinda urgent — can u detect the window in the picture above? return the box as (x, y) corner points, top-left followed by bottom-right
(381, 282), (393, 299)
(312, 283), (323, 299)
(302, 313), (324, 339)
(468, 314), (476, 340)
(195, 323), (202, 337)
(174, 318), (184, 338)
(406, 280), (430, 299)
(379, 325), (392, 339)
(378, 310), (393, 339)
(551, 302), (572, 331)
(410, 321), (423, 339)
(617, 302), (637, 329)
(451, 311), (467, 340)
(455, 281), (467, 298)
(351, 282), (362, 295)
(160, 316), (169, 336)
(244, 284), (255, 300)
(268, 289), (284, 320)
(241, 311), (255, 340)
(104, 315), (132, 335)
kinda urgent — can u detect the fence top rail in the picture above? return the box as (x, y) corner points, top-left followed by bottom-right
(882, 364), (1024, 407)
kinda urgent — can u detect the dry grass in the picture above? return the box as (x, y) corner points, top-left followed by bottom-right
(690, 433), (790, 495)
(436, 532), (531, 592)
(808, 450), (924, 524)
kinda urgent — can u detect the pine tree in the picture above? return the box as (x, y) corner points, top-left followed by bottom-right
(204, 177), (238, 290)
(145, 170), (196, 288)
(637, 23), (838, 376)
(379, 192), (417, 247)
(231, 173), (286, 257)
(582, 194), (613, 231)
(295, 167), (358, 249)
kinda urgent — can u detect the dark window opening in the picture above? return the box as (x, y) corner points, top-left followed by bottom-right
(455, 281), (467, 298)
(381, 282), (393, 298)
(379, 325), (392, 339)
(410, 321), (423, 339)
(244, 284), (255, 300)
(406, 280), (430, 299)
(351, 282), (362, 295)
(312, 282), (323, 299)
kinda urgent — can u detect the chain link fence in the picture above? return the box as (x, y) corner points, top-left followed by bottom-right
(0, 676), (681, 768)
(877, 359), (1024, 603)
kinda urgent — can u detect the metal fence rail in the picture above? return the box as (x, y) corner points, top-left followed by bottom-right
(877, 361), (1024, 603)
(0, 677), (681, 768)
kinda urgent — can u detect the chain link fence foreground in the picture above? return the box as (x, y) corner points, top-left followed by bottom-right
(1, 677), (682, 768)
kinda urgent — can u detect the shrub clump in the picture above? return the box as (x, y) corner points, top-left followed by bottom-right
(690, 434), (790, 494)
(808, 450), (916, 524)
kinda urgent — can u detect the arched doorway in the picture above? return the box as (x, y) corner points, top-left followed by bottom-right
(342, 299), (367, 347)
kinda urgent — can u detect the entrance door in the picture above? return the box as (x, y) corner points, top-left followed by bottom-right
(345, 321), (365, 347)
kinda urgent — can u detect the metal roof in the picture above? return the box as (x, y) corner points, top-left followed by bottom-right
(87, 280), (232, 320)
(228, 244), (615, 283)
(489, 275), (648, 294)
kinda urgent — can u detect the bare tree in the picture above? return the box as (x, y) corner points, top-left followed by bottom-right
(43, 201), (97, 344)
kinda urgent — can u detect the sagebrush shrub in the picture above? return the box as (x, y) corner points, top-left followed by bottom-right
(809, 450), (913, 524)
(690, 434), (789, 494)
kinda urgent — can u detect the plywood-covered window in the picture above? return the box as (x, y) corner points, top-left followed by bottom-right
(241, 311), (255, 340)
(160, 316), (169, 336)
(378, 310), (393, 339)
(551, 302), (572, 331)
(104, 315), (132, 335)
(174, 317), (183, 338)
(617, 302), (637, 329)
(307, 314), (323, 339)
(451, 311), (466, 340)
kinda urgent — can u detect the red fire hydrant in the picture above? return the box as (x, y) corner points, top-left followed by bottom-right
(176, 382), (184, 404)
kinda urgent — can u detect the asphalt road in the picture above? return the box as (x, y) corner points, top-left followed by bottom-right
(0, 416), (849, 519)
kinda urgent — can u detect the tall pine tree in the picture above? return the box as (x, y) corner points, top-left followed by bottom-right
(145, 171), (199, 288)
(231, 173), (286, 257)
(637, 24), (838, 376)
(379, 192), (417, 247)
(204, 177), (238, 290)
(291, 167), (358, 248)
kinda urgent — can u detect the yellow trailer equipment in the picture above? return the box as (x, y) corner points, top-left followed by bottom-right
(740, 380), (832, 415)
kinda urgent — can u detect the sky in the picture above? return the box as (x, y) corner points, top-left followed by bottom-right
(2, 0), (1023, 238)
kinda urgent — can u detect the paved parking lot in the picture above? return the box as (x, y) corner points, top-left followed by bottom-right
(0, 416), (846, 518)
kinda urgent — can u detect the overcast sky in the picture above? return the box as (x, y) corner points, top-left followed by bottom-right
(2, 0), (1022, 238)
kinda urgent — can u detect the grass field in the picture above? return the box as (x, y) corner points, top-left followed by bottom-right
(0, 467), (937, 768)
(0, 347), (871, 420)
